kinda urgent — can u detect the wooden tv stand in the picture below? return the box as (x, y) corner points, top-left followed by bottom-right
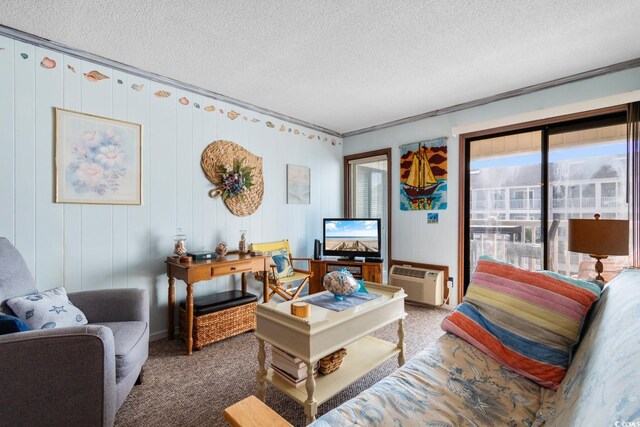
(309, 259), (383, 294)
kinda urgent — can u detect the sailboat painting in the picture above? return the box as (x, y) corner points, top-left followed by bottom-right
(400, 137), (448, 210)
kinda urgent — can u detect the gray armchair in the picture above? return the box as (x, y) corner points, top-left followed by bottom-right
(0, 237), (149, 426)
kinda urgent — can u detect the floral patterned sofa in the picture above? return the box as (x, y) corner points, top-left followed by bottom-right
(310, 268), (640, 426)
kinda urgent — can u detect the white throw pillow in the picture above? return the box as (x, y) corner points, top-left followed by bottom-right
(6, 287), (88, 329)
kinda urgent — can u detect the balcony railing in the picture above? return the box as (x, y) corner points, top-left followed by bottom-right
(509, 198), (541, 210)
(477, 196), (618, 212)
(564, 197), (596, 208)
(469, 219), (571, 277)
(510, 199), (525, 209)
(531, 199), (541, 209)
(581, 197), (596, 208)
(469, 218), (629, 280)
(601, 196), (619, 208)
(471, 200), (488, 210)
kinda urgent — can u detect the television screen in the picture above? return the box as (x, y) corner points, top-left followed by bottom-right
(323, 218), (381, 259)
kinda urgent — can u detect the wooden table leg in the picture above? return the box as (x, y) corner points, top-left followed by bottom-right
(304, 361), (318, 424)
(185, 282), (194, 355)
(397, 316), (405, 367)
(241, 272), (248, 293)
(262, 269), (269, 302)
(167, 276), (175, 340)
(257, 338), (267, 400)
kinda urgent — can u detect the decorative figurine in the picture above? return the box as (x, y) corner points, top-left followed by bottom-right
(239, 230), (248, 253)
(215, 241), (228, 257)
(323, 268), (360, 301)
(173, 228), (187, 257)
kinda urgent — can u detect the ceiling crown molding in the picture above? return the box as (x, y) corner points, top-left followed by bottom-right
(2, 24), (639, 139)
(342, 57), (640, 138)
(0, 24), (342, 138)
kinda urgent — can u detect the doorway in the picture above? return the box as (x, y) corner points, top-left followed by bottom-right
(344, 148), (392, 280)
(461, 107), (630, 296)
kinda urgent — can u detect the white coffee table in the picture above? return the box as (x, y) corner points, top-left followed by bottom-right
(255, 282), (407, 423)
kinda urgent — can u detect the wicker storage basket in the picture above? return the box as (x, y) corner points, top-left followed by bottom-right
(319, 348), (347, 374)
(179, 300), (257, 350)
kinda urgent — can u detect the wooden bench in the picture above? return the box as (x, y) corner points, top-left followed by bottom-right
(224, 395), (292, 427)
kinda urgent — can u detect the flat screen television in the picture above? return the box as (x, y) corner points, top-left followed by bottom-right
(323, 218), (382, 260)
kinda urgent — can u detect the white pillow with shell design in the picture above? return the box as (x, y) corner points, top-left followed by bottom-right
(6, 286), (88, 329)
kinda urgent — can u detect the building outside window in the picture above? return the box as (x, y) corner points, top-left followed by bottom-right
(466, 115), (629, 283)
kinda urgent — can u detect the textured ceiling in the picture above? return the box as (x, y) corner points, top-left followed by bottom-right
(2, 0), (640, 134)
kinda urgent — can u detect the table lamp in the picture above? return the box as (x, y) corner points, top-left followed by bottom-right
(568, 214), (629, 281)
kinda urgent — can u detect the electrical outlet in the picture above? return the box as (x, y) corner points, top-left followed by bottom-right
(447, 277), (454, 288)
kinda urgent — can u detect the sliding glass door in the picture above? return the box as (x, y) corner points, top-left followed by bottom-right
(468, 131), (543, 276)
(548, 120), (629, 278)
(464, 110), (629, 290)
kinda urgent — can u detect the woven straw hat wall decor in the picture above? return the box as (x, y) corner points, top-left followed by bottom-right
(201, 140), (264, 217)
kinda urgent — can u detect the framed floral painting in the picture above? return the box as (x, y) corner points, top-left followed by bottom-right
(55, 108), (142, 205)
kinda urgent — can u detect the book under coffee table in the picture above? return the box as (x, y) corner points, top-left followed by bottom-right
(255, 282), (407, 424)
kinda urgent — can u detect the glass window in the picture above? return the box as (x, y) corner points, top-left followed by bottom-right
(491, 189), (505, 210)
(464, 110), (630, 292)
(552, 185), (565, 208)
(348, 153), (389, 279)
(511, 188), (528, 209)
(468, 131), (542, 277)
(548, 122), (628, 276)
(601, 182), (618, 207)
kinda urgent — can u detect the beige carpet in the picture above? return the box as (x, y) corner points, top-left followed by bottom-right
(115, 304), (451, 427)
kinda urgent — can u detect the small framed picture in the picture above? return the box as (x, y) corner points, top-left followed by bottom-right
(287, 164), (310, 204)
(55, 108), (142, 205)
(427, 213), (439, 224)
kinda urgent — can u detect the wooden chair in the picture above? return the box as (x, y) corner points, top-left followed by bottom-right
(249, 240), (313, 302)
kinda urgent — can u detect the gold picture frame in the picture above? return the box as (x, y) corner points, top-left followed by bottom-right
(55, 108), (142, 205)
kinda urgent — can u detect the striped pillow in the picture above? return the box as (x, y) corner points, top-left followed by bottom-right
(441, 256), (600, 390)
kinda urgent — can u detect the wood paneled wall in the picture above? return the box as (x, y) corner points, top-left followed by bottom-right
(0, 35), (343, 338)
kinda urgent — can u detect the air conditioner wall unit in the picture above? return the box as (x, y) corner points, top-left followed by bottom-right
(389, 265), (444, 306)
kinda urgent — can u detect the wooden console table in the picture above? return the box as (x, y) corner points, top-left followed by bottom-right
(309, 259), (383, 294)
(166, 253), (269, 355)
